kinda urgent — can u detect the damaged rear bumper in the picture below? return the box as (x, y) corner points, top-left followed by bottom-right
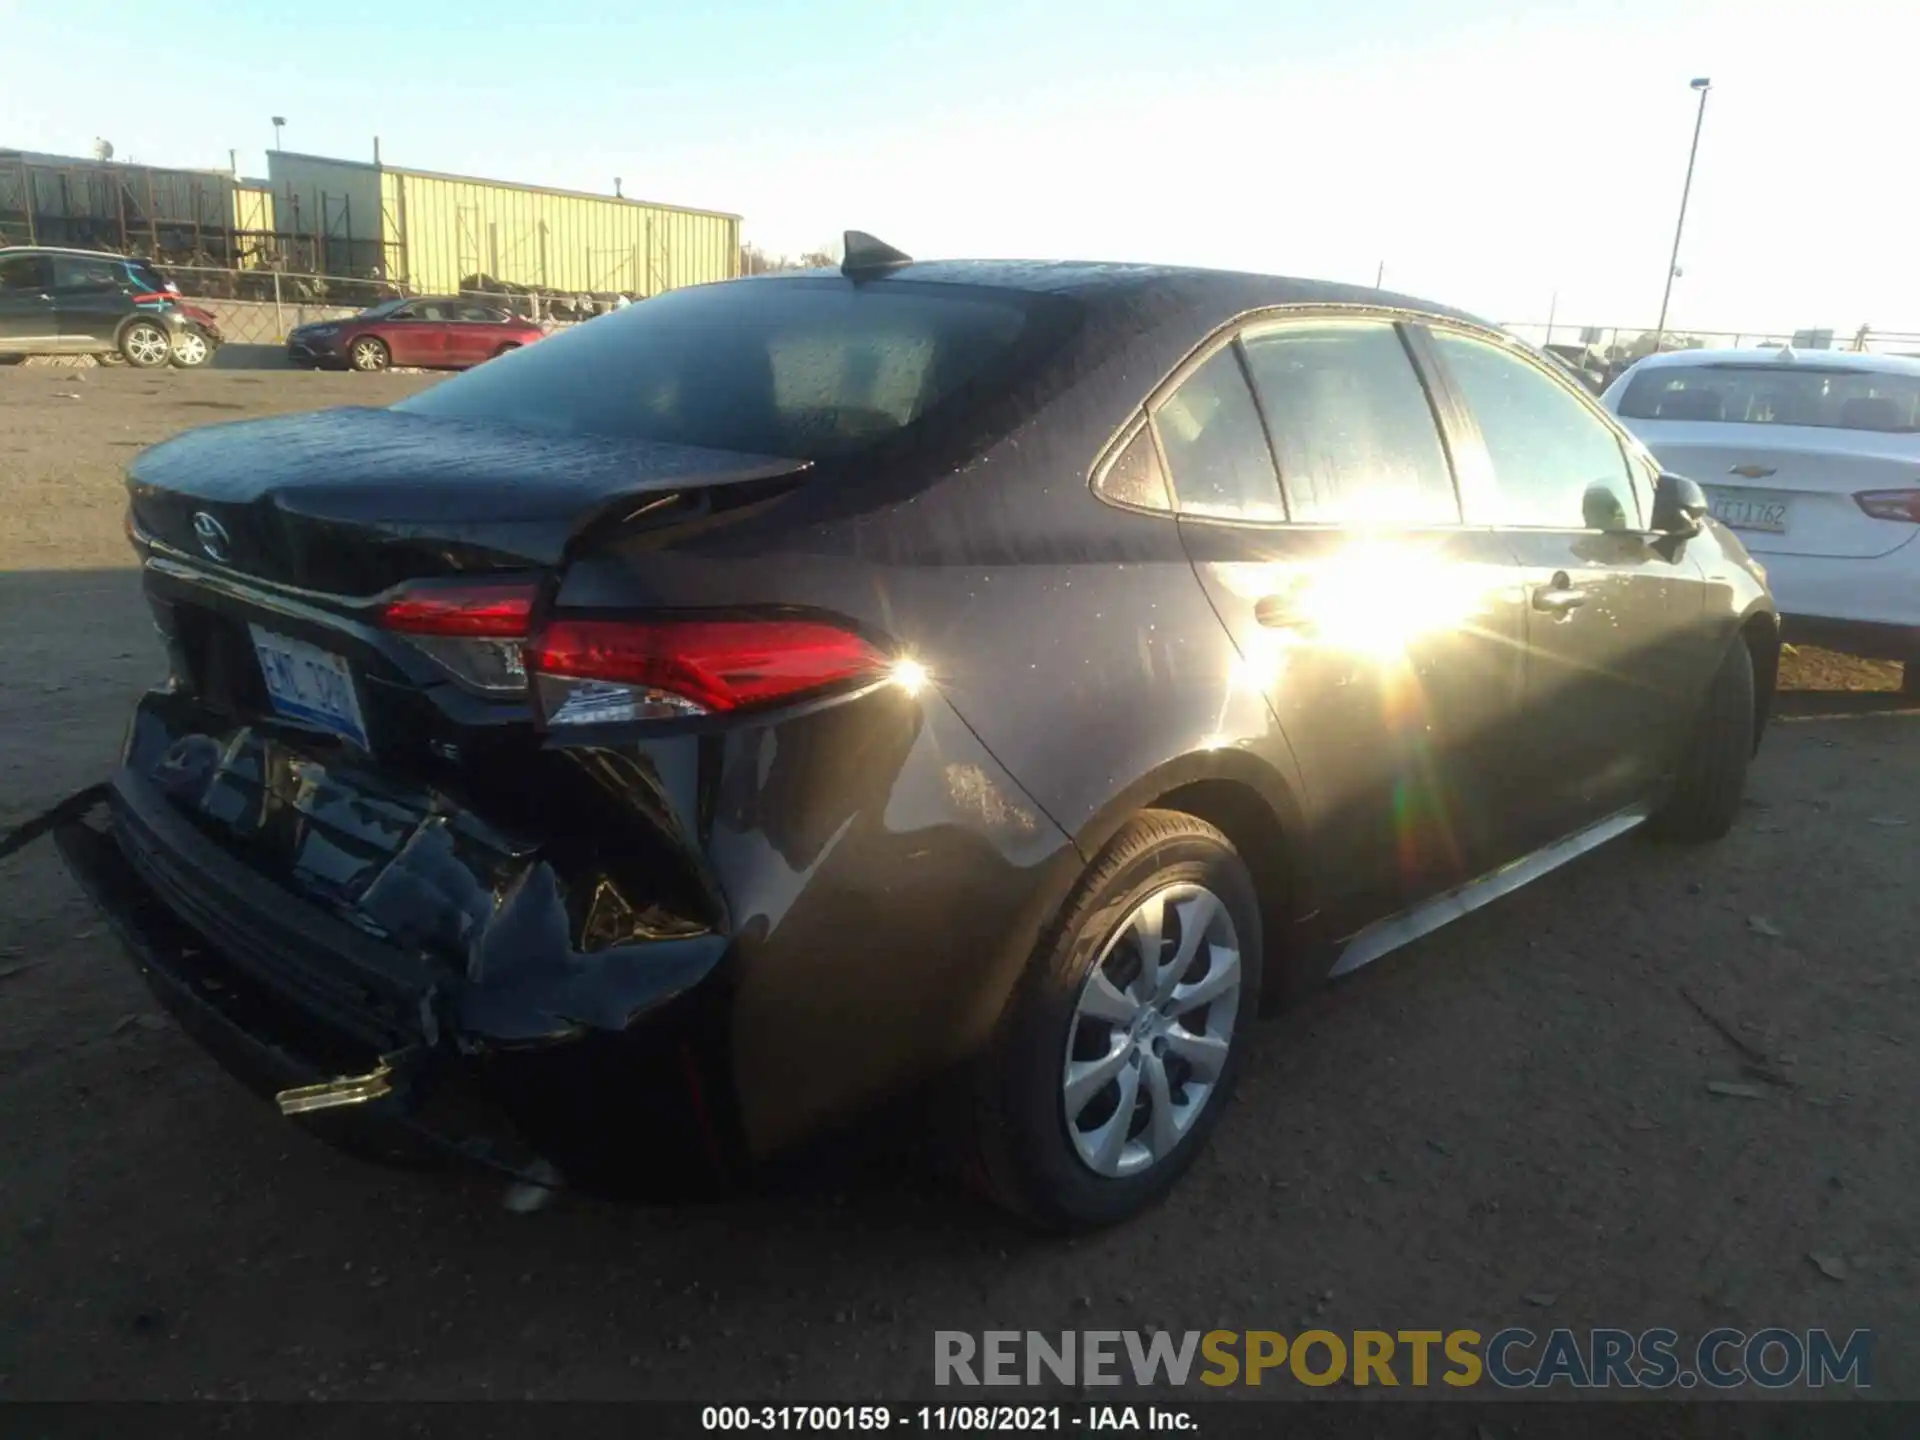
(50, 772), (740, 1198)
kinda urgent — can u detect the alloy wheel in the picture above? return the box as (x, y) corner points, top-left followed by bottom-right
(170, 330), (211, 367)
(351, 339), (388, 372)
(123, 324), (170, 367)
(1061, 882), (1242, 1178)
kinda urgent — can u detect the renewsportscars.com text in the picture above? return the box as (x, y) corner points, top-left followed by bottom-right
(934, 1328), (1872, 1390)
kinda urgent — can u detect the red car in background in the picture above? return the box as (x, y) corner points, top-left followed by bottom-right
(285, 296), (545, 373)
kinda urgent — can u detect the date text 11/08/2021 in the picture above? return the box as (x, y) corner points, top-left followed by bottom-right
(701, 1407), (1187, 1431)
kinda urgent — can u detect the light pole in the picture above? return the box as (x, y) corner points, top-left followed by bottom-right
(271, 116), (286, 152)
(1654, 78), (1711, 348)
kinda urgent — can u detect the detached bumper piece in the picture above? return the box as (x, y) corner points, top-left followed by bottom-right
(50, 775), (741, 1200)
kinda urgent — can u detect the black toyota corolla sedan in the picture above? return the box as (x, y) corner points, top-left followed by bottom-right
(52, 235), (1777, 1229)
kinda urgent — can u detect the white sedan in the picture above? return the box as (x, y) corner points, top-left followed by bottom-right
(1603, 347), (1920, 694)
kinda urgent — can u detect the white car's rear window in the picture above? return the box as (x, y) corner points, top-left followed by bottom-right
(1618, 363), (1920, 433)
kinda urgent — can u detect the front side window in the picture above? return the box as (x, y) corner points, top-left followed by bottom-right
(1432, 330), (1638, 531)
(1150, 345), (1283, 521)
(1617, 362), (1920, 433)
(0, 255), (53, 292)
(1240, 321), (1459, 525)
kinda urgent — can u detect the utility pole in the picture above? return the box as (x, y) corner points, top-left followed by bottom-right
(1374, 261), (1385, 288)
(1654, 78), (1712, 348)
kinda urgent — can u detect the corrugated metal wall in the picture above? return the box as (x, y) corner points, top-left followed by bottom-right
(1, 153), (235, 251)
(266, 152), (387, 277)
(387, 169), (739, 294)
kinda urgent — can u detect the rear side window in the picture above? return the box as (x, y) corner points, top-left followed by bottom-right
(125, 261), (171, 294)
(398, 278), (1073, 462)
(1240, 322), (1459, 525)
(1094, 424), (1172, 512)
(53, 256), (124, 292)
(1618, 363), (1920, 433)
(1431, 330), (1639, 531)
(1150, 346), (1283, 521)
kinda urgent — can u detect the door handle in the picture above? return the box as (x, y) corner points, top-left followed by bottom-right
(1532, 572), (1587, 614)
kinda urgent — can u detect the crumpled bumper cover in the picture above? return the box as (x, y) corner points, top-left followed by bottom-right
(45, 776), (739, 1197)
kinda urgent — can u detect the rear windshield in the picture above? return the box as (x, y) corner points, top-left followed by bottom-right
(395, 277), (1073, 460)
(1618, 362), (1920, 433)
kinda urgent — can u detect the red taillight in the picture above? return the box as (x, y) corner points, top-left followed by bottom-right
(380, 580), (539, 637)
(528, 617), (887, 722)
(1854, 489), (1920, 524)
(378, 579), (540, 694)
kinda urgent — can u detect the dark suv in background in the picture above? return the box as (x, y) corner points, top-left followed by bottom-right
(0, 246), (222, 368)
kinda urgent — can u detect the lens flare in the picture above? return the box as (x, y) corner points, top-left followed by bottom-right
(890, 657), (930, 696)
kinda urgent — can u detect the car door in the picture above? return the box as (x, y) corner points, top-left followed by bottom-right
(446, 302), (506, 366)
(0, 254), (61, 351)
(1162, 316), (1530, 938)
(1420, 325), (1714, 846)
(380, 301), (444, 366)
(52, 254), (136, 347)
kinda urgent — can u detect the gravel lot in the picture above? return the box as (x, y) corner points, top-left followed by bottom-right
(1, 367), (1915, 1401)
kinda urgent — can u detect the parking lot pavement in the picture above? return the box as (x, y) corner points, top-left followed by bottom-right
(1, 369), (1915, 1400)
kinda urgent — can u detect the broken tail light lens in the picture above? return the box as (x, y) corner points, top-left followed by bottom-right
(527, 617), (889, 726)
(1853, 489), (1920, 524)
(378, 579), (540, 693)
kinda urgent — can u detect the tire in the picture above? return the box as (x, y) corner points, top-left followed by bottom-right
(348, 336), (390, 372)
(492, 342), (520, 360)
(1649, 638), (1754, 842)
(955, 809), (1263, 1230)
(119, 320), (172, 369)
(168, 327), (214, 369)
(1902, 661), (1919, 700)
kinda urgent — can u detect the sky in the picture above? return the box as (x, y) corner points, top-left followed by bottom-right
(3, 0), (1914, 336)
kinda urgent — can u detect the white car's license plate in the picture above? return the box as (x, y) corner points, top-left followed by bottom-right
(1706, 488), (1791, 534)
(249, 625), (369, 749)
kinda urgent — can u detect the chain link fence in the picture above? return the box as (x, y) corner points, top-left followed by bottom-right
(154, 263), (617, 350)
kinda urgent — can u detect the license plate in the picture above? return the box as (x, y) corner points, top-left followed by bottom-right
(1706, 488), (1791, 534)
(249, 625), (369, 749)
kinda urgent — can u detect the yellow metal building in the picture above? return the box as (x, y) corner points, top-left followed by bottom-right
(266, 150), (740, 294)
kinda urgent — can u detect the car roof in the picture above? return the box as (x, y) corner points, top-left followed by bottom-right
(747, 258), (1492, 330)
(1628, 346), (1920, 377)
(0, 245), (141, 261)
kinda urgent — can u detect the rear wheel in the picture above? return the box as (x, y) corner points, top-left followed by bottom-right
(1902, 661), (1919, 699)
(168, 327), (214, 369)
(119, 320), (171, 369)
(956, 810), (1262, 1230)
(1649, 638), (1754, 842)
(348, 336), (390, 372)
(491, 342), (520, 360)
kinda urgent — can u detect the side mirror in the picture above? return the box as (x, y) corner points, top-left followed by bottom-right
(1650, 472), (1709, 538)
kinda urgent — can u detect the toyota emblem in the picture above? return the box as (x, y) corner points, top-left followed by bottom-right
(192, 511), (231, 563)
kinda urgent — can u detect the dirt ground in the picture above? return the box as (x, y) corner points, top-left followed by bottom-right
(1, 368), (1915, 1401)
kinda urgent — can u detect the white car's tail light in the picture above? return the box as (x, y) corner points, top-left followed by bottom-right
(1852, 489), (1920, 524)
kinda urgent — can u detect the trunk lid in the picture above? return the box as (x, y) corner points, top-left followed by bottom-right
(127, 406), (811, 595)
(1627, 420), (1920, 559)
